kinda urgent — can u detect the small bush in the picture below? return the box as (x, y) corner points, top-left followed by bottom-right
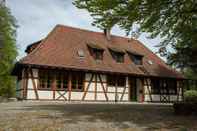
(184, 90), (197, 102)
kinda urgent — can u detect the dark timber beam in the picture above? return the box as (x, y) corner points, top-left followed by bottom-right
(141, 78), (145, 102)
(120, 85), (127, 101)
(98, 74), (108, 101)
(30, 68), (39, 100)
(24, 72), (28, 99)
(95, 74), (97, 100)
(115, 75), (118, 102)
(145, 78), (152, 102)
(56, 91), (67, 100)
(52, 73), (56, 100)
(22, 68), (28, 99)
(82, 74), (94, 101)
(68, 72), (72, 101)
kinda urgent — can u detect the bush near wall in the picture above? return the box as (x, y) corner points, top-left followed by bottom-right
(174, 90), (197, 115)
(184, 90), (197, 102)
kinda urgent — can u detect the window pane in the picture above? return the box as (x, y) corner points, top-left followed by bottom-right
(56, 76), (61, 89)
(39, 70), (52, 89)
(72, 74), (77, 89)
(151, 79), (160, 94)
(130, 54), (142, 65)
(56, 72), (68, 90)
(94, 50), (103, 60)
(117, 76), (126, 87)
(40, 78), (46, 88)
(47, 78), (51, 88)
(107, 75), (116, 86)
(111, 51), (124, 63)
(166, 80), (177, 94)
(63, 79), (68, 89)
(72, 73), (84, 90)
(63, 75), (68, 89)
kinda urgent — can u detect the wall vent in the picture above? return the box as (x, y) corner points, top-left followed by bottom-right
(77, 49), (85, 58)
(148, 60), (153, 65)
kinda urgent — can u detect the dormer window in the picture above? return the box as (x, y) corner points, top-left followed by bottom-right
(109, 47), (125, 63)
(127, 50), (143, 65)
(92, 49), (103, 60)
(131, 55), (143, 65)
(87, 42), (104, 61)
(112, 52), (124, 63)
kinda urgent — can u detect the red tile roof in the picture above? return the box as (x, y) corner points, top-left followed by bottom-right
(18, 25), (184, 79)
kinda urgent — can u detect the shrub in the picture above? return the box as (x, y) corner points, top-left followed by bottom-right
(184, 90), (197, 102)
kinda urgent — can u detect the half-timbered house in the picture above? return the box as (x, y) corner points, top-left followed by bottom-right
(12, 25), (185, 102)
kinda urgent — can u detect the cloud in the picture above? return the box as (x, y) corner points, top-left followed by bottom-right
(7, 0), (161, 60)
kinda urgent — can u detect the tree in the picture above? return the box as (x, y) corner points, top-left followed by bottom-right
(74, 0), (197, 76)
(0, 4), (17, 97)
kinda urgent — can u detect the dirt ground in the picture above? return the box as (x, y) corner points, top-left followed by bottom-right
(0, 101), (196, 131)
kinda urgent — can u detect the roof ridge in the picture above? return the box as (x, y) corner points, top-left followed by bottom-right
(57, 24), (135, 41)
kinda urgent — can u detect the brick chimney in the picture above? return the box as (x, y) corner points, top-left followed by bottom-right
(104, 28), (111, 41)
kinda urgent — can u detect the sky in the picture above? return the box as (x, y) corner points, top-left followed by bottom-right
(6, 0), (162, 60)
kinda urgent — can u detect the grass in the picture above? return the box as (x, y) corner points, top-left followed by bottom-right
(0, 101), (196, 131)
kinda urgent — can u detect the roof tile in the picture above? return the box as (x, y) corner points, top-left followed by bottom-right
(19, 24), (184, 79)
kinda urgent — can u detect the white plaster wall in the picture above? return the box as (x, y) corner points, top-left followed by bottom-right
(70, 92), (83, 100)
(84, 73), (118, 101)
(144, 94), (181, 102)
(27, 90), (53, 100)
(26, 71), (129, 101)
(27, 90), (36, 99)
(170, 95), (179, 101)
(122, 93), (129, 101)
(55, 91), (68, 100)
(107, 93), (115, 101)
(144, 85), (149, 94)
(97, 93), (106, 101)
(38, 91), (53, 100)
(83, 73), (129, 101)
(107, 86), (115, 92)
(27, 68), (38, 89)
(84, 92), (95, 100)
(26, 69), (39, 99)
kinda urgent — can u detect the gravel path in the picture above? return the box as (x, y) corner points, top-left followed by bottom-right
(0, 101), (196, 131)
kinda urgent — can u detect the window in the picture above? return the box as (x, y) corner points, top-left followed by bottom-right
(39, 70), (85, 91)
(72, 73), (85, 91)
(87, 42), (104, 60)
(56, 72), (68, 90)
(91, 49), (103, 60)
(151, 79), (160, 94)
(117, 76), (126, 87)
(110, 51), (124, 63)
(151, 79), (177, 94)
(129, 54), (143, 65)
(166, 80), (177, 94)
(56, 72), (84, 91)
(107, 75), (116, 86)
(39, 70), (53, 89)
(107, 75), (126, 87)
